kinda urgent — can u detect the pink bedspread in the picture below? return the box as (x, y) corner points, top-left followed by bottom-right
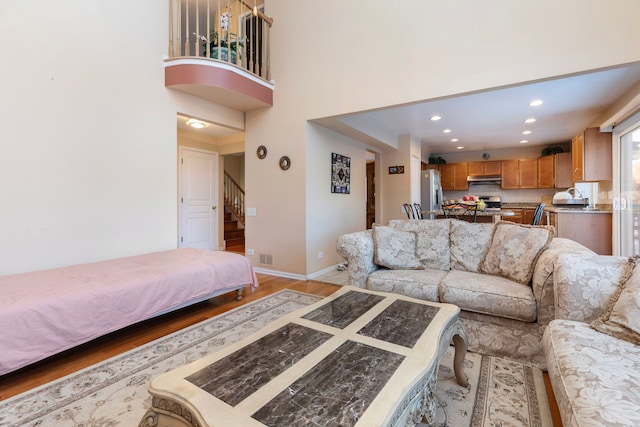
(0, 248), (258, 376)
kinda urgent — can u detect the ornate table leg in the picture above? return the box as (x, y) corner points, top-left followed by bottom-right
(235, 287), (244, 300)
(451, 322), (469, 387)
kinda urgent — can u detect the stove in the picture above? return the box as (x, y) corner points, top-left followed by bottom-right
(479, 195), (502, 212)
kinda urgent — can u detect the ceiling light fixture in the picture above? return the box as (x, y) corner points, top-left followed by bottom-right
(430, 115), (442, 121)
(451, 138), (459, 142)
(529, 99), (543, 107)
(524, 118), (536, 124)
(520, 140), (528, 144)
(522, 130), (532, 135)
(456, 146), (464, 150)
(186, 118), (209, 129)
(443, 129), (452, 133)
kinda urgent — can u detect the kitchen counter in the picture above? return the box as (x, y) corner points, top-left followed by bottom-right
(545, 206), (612, 214)
(423, 209), (514, 217)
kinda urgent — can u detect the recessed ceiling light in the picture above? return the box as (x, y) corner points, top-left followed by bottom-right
(520, 140), (528, 144)
(524, 118), (536, 124)
(430, 115), (442, 121)
(443, 129), (452, 133)
(456, 146), (464, 150)
(529, 99), (543, 106)
(451, 138), (459, 142)
(186, 118), (209, 129)
(522, 130), (532, 135)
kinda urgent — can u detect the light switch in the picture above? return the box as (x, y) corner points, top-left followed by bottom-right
(247, 208), (257, 216)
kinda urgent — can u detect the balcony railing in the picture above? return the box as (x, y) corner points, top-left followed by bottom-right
(169, 0), (272, 82)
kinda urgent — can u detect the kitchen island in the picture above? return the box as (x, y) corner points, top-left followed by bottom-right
(423, 209), (514, 223)
(544, 206), (612, 255)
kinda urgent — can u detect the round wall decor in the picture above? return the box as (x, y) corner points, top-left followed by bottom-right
(279, 156), (291, 170)
(256, 145), (267, 159)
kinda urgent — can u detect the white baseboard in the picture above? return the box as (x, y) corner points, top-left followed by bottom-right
(255, 263), (344, 281)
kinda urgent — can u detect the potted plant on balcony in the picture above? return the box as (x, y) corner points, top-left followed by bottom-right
(196, 11), (244, 63)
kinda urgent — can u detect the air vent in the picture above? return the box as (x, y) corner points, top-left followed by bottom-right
(259, 253), (273, 266)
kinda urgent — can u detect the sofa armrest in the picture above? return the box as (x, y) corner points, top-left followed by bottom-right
(532, 238), (593, 327)
(553, 252), (633, 322)
(336, 230), (380, 288)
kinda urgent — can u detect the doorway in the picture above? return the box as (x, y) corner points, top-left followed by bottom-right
(614, 111), (640, 256)
(178, 146), (219, 250)
(366, 161), (375, 229)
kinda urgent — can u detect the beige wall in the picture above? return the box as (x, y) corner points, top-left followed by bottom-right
(2, 0), (640, 277)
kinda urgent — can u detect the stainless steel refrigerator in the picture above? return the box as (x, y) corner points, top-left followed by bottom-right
(421, 169), (443, 219)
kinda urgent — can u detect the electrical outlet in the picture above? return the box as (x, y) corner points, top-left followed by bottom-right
(317, 251), (324, 259)
(246, 249), (254, 255)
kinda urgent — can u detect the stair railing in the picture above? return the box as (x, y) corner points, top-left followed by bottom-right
(224, 172), (245, 226)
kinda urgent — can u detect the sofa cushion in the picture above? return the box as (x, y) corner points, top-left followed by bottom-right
(544, 319), (640, 427)
(481, 221), (553, 285)
(372, 224), (421, 270)
(439, 270), (537, 322)
(449, 220), (495, 272)
(592, 258), (640, 346)
(390, 219), (451, 270)
(555, 253), (633, 322)
(367, 269), (444, 302)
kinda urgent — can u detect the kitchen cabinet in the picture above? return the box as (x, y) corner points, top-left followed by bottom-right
(440, 163), (468, 191)
(468, 161), (501, 176)
(555, 212), (612, 255)
(501, 159), (537, 189)
(507, 208), (525, 223)
(523, 208), (535, 224)
(572, 128), (612, 182)
(537, 153), (572, 189)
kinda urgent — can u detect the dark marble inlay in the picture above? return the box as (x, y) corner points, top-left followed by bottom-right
(302, 290), (385, 329)
(252, 340), (404, 427)
(358, 300), (440, 348)
(185, 323), (332, 407)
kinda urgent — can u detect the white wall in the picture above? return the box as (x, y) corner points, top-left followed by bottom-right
(3, 0), (640, 277)
(0, 1), (244, 275)
(245, 0), (640, 276)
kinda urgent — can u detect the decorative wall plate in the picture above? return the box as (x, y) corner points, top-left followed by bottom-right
(256, 145), (267, 159)
(279, 156), (291, 170)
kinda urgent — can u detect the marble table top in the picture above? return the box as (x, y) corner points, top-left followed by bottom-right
(144, 286), (467, 427)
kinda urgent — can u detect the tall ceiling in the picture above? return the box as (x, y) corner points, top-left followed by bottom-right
(320, 62), (640, 155)
(180, 62), (640, 155)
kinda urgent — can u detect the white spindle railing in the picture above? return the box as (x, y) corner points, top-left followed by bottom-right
(168, 0), (272, 82)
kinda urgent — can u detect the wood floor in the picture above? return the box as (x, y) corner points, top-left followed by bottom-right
(0, 273), (562, 426)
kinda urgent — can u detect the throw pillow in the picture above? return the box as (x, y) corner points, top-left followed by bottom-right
(389, 219), (451, 270)
(449, 220), (495, 272)
(480, 221), (553, 285)
(591, 257), (640, 345)
(372, 224), (421, 270)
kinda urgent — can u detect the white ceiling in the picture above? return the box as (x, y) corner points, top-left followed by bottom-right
(328, 62), (640, 155)
(179, 62), (640, 155)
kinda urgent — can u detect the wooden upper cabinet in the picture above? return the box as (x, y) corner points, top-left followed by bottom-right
(468, 161), (501, 176)
(440, 163), (468, 190)
(501, 159), (537, 189)
(554, 152), (572, 188)
(572, 128), (612, 182)
(453, 162), (469, 190)
(538, 153), (573, 189)
(537, 156), (555, 188)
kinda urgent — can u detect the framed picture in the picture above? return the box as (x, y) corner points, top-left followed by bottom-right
(331, 153), (351, 194)
(389, 165), (405, 174)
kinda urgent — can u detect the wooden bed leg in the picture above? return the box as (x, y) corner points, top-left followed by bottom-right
(235, 288), (244, 301)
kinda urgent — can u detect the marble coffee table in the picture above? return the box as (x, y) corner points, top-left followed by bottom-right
(139, 286), (468, 427)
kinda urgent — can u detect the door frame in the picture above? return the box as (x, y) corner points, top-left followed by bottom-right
(178, 146), (220, 250)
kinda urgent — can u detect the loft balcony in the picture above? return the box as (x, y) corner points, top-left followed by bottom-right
(166, 0), (273, 111)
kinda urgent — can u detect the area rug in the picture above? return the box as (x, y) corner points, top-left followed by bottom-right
(0, 290), (551, 427)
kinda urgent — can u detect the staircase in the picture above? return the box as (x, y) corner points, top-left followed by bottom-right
(224, 172), (245, 252)
(224, 211), (245, 251)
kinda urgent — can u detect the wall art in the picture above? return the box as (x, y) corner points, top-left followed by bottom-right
(331, 153), (351, 194)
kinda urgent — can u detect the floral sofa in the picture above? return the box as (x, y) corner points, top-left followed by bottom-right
(543, 252), (640, 427)
(336, 219), (592, 368)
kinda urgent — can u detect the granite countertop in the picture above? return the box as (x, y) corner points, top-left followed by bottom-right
(544, 206), (612, 214)
(501, 202), (539, 209)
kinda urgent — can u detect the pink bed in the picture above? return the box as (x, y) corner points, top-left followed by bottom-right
(0, 248), (258, 376)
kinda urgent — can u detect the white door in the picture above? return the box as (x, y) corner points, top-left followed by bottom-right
(178, 147), (219, 250)
(614, 113), (640, 256)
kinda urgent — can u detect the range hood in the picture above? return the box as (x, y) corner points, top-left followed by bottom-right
(467, 174), (502, 185)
